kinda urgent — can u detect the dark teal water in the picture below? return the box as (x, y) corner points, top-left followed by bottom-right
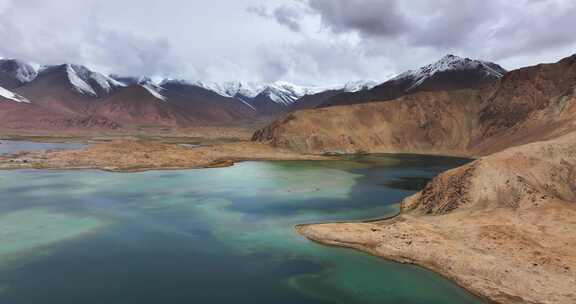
(0, 152), (481, 304)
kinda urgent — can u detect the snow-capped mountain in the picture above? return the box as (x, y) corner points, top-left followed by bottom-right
(112, 76), (166, 101)
(39, 64), (126, 98)
(192, 80), (375, 106)
(342, 80), (379, 92)
(0, 85), (30, 103)
(192, 81), (265, 99)
(319, 54), (507, 108)
(393, 54), (507, 91)
(0, 59), (39, 88)
(0, 54), (509, 129)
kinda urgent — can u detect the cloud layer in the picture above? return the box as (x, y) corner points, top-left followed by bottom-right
(1, 0), (575, 85)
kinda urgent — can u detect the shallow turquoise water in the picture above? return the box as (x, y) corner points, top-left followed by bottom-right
(0, 153), (482, 304)
(0, 140), (85, 154)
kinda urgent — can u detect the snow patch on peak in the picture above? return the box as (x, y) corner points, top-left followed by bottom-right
(0, 59), (39, 84)
(393, 54), (507, 91)
(193, 80), (378, 105)
(193, 81), (267, 99)
(160, 78), (192, 87)
(141, 83), (167, 102)
(343, 80), (378, 92)
(0, 86), (30, 103)
(62, 64), (125, 97)
(65, 65), (98, 96)
(111, 75), (165, 101)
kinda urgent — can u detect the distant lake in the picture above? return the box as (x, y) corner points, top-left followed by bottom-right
(0, 140), (85, 155)
(0, 151), (480, 304)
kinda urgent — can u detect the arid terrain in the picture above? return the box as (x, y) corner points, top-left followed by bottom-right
(0, 139), (327, 172)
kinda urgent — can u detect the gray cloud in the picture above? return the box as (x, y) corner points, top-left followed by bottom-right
(407, 0), (502, 49)
(85, 23), (185, 77)
(247, 4), (303, 32)
(1, 0), (575, 86)
(265, 0), (576, 67)
(487, 0), (576, 60)
(307, 0), (409, 37)
(0, 0), (187, 78)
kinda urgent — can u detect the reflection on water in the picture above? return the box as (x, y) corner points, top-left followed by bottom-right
(0, 155), (480, 304)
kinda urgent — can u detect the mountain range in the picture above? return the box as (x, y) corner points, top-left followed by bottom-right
(0, 55), (507, 131)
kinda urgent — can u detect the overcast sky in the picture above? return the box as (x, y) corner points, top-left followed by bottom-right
(1, 0), (575, 85)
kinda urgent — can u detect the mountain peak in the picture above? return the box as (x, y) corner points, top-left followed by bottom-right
(40, 64), (126, 97)
(343, 80), (378, 92)
(393, 55), (507, 91)
(0, 59), (39, 88)
(440, 54), (457, 60)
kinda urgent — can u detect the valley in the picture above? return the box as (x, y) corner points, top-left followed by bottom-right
(4, 1), (576, 303)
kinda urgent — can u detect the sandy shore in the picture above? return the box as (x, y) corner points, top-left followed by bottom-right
(298, 134), (576, 304)
(0, 139), (328, 172)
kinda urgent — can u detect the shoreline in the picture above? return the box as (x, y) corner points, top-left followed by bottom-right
(295, 223), (496, 304)
(0, 139), (333, 173)
(295, 134), (576, 304)
(294, 207), (493, 303)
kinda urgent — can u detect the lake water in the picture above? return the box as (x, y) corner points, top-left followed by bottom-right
(0, 149), (481, 303)
(0, 140), (85, 155)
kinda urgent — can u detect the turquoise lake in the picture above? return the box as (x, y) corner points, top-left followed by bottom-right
(0, 151), (482, 303)
(0, 140), (85, 155)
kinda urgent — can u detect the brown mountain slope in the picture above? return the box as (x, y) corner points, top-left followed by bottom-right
(0, 99), (117, 131)
(473, 54), (576, 154)
(161, 81), (257, 123)
(94, 85), (194, 127)
(254, 90), (483, 156)
(298, 131), (576, 304)
(254, 53), (576, 157)
(289, 89), (342, 111)
(13, 65), (100, 115)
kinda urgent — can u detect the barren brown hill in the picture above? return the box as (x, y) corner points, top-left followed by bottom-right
(13, 65), (99, 115)
(0, 98), (108, 131)
(254, 90), (483, 156)
(298, 132), (576, 304)
(254, 53), (576, 157)
(94, 85), (194, 127)
(161, 81), (258, 123)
